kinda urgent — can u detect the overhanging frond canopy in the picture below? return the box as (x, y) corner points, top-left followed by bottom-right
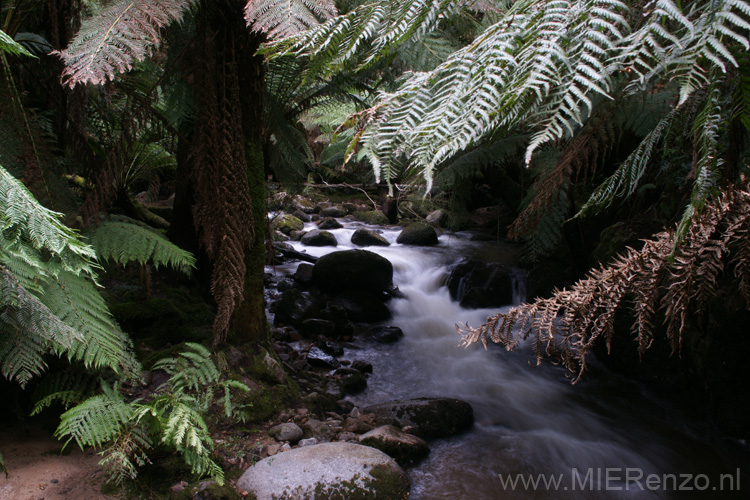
(245, 0), (337, 38)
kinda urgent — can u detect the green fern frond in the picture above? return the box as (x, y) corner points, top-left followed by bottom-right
(56, 0), (197, 88)
(0, 29), (36, 58)
(0, 265), (84, 387)
(41, 271), (141, 379)
(31, 370), (101, 416)
(1, 165), (97, 277)
(153, 342), (219, 394)
(245, 0), (337, 38)
(577, 108), (678, 216)
(89, 215), (195, 274)
(266, 0), (464, 77)
(56, 382), (135, 451)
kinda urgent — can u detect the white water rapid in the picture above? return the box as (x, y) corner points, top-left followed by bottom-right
(272, 219), (748, 500)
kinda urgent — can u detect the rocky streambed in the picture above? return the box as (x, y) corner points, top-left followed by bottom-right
(234, 201), (749, 500)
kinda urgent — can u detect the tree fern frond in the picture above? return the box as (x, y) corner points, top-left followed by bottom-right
(56, 0), (196, 88)
(459, 181), (750, 382)
(265, 0), (464, 77)
(89, 215), (195, 274)
(245, 0), (337, 39)
(577, 106), (679, 216)
(56, 382), (135, 450)
(31, 370), (101, 415)
(0, 265), (84, 387)
(1, 165), (97, 277)
(0, 29), (36, 58)
(41, 271), (140, 379)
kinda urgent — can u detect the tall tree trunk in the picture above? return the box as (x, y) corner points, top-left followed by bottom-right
(183, 0), (268, 349)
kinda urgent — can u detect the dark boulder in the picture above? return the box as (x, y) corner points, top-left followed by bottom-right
(300, 318), (337, 339)
(359, 425), (429, 465)
(329, 290), (391, 322)
(396, 223), (438, 246)
(301, 229), (338, 247)
(312, 250), (393, 293)
(446, 260), (513, 308)
(319, 206), (347, 218)
(363, 397), (474, 439)
(273, 289), (318, 327)
(317, 217), (343, 230)
(307, 346), (340, 369)
(351, 228), (390, 247)
(368, 326), (404, 343)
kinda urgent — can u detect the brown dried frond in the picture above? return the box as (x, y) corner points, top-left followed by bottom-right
(459, 182), (750, 382)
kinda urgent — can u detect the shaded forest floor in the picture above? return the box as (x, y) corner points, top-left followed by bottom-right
(0, 422), (114, 500)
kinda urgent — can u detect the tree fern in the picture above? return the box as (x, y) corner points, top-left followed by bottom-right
(89, 215), (196, 274)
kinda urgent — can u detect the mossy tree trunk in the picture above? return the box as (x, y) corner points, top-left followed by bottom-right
(170, 0), (269, 350)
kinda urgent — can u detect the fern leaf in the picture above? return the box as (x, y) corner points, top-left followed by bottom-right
(56, 383), (135, 450)
(55, 0), (196, 88)
(0, 265), (84, 387)
(41, 272), (140, 379)
(89, 215), (195, 274)
(1, 164), (97, 277)
(0, 29), (36, 58)
(31, 370), (100, 415)
(245, 0), (337, 39)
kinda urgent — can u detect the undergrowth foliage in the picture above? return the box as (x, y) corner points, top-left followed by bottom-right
(55, 343), (249, 486)
(458, 182), (750, 382)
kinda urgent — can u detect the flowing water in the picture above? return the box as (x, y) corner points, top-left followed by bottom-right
(273, 219), (749, 499)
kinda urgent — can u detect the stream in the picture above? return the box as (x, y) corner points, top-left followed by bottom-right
(272, 219), (749, 499)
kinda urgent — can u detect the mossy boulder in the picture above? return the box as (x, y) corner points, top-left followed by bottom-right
(396, 223), (438, 246)
(352, 210), (390, 225)
(301, 229), (338, 247)
(236, 442), (409, 500)
(312, 250), (393, 294)
(363, 398), (474, 439)
(351, 228), (390, 247)
(272, 213), (305, 235)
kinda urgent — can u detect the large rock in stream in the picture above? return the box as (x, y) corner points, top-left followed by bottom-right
(236, 442), (409, 500)
(364, 397), (474, 439)
(446, 260), (513, 308)
(396, 223), (438, 246)
(312, 249), (393, 293)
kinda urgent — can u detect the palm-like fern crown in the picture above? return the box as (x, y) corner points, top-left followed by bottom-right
(271, 0), (749, 212)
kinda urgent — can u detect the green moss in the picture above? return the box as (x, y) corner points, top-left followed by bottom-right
(302, 466), (409, 500)
(272, 214), (305, 235)
(177, 480), (240, 500)
(240, 383), (298, 423)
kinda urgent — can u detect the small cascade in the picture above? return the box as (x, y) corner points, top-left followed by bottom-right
(509, 266), (528, 306)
